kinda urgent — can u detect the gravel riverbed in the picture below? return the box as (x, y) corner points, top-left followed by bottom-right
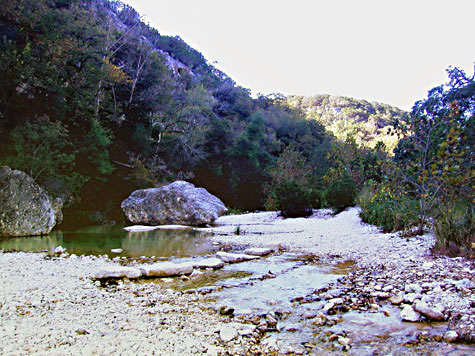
(0, 207), (474, 355)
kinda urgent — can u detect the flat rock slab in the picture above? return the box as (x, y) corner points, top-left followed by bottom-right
(123, 225), (160, 232)
(244, 247), (274, 256)
(94, 266), (142, 279)
(217, 251), (260, 263)
(193, 258), (225, 269)
(152, 225), (193, 230)
(141, 262), (193, 277)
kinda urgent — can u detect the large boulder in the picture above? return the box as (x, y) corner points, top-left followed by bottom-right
(121, 181), (227, 226)
(0, 166), (59, 236)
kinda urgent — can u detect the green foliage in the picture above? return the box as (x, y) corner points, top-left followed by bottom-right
(0, 0), (408, 226)
(358, 182), (419, 233)
(4, 116), (86, 201)
(324, 173), (357, 212)
(359, 67), (474, 255)
(271, 180), (313, 218)
(287, 94), (407, 153)
(433, 201), (474, 256)
(264, 147), (321, 217)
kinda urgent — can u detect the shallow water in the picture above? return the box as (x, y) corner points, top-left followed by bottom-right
(0, 226), (216, 258)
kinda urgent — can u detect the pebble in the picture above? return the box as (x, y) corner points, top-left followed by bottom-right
(219, 326), (238, 342)
(444, 330), (458, 342)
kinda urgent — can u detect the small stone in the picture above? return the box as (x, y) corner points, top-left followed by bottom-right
(110, 248), (123, 253)
(54, 246), (66, 254)
(312, 316), (326, 326)
(373, 291), (391, 299)
(443, 330), (458, 342)
(456, 278), (475, 290)
(389, 295), (404, 305)
(405, 283), (422, 294)
(338, 336), (352, 346)
(382, 285), (394, 292)
(322, 302), (335, 313)
(76, 328), (89, 335)
(422, 262), (434, 269)
(266, 314), (278, 326)
(219, 326), (238, 342)
(404, 293), (421, 303)
(219, 306), (234, 316)
(330, 297), (343, 305)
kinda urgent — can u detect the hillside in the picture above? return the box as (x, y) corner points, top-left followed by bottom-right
(0, 0), (412, 225)
(288, 95), (409, 152)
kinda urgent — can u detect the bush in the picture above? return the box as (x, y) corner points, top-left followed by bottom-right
(433, 202), (474, 256)
(272, 180), (313, 218)
(358, 183), (419, 233)
(324, 174), (356, 212)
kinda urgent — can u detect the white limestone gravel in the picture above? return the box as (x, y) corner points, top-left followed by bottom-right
(0, 252), (255, 356)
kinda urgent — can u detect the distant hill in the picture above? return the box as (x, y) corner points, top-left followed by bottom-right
(287, 95), (409, 152)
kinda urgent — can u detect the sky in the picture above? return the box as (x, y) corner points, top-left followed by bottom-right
(122, 0), (474, 110)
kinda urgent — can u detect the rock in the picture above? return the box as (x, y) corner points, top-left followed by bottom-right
(389, 295), (404, 305)
(219, 326), (238, 342)
(444, 330), (458, 342)
(243, 247), (274, 256)
(140, 261), (193, 277)
(413, 301), (444, 320)
(405, 283), (422, 294)
(110, 248), (123, 254)
(330, 298), (343, 305)
(94, 266), (142, 279)
(0, 166), (59, 236)
(312, 316), (326, 326)
(123, 225), (160, 232)
(219, 306), (234, 316)
(238, 325), (256, 336)
(54, 246), (66, 255)
(338, 336), (352, 346)
(404, 293), (421, 303)
(216, 251), (259, 263)
(193, 258), (225, 269)
(121, 181), (227, 226)
(373, 291), (391, 299)
(400, 305), (420, 322)
(322, 302), (335, 313)
(456, 278), (475, 290)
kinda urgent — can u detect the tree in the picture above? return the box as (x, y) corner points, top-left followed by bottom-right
(5, 115), (86, 201)
(388, 66), (474, 250)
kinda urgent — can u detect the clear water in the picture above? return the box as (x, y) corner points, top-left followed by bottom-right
(0, 226), (217, 258)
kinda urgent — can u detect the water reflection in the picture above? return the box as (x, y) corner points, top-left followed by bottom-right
(0, 226), (216, 258)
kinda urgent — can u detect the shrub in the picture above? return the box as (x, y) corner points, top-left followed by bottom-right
(433, 202), (474, 256)
(272, 180), (313, 218)
(358, 183), (419, 233)
(324, 174), (356, 212)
